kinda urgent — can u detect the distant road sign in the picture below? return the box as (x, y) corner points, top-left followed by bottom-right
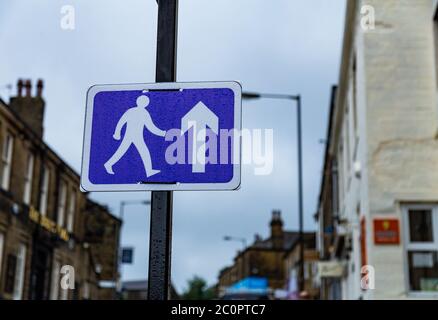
(81, 81), (242, 191)
(121, 247), (134, 264)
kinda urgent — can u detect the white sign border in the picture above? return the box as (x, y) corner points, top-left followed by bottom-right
(80, 81), (242, 192)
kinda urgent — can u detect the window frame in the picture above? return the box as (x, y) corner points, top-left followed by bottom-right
(66, 191), (76, 233)
(39, 166), (50, 216)
(50, 259), (61, 300)
(57, 180), (67, 227)
(12, 243), (27, 300)
(1, 133), (14, 191)
(23, 152), (34, 205)
(402, 204), (438, 298)
(4, 254), (17, 294)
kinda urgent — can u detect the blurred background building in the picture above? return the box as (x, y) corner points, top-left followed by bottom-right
(316, 0), (438, 299)
(0, 79), (121, 300)
(217, 211), (317, 300)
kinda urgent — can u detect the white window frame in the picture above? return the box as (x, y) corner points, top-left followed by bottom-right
(23, 152), (34, 205)
(1, 134), (13, 191)
(57, 181), (67, 227)
(12, 243), (26, 300)
(66, 192), (76, 233)
(40, 166), (50, 216)
(403, 204), (438, 298)
(50, 259), (60, 300)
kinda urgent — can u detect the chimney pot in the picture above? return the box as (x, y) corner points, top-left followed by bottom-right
(36, 79), (44, 97)
(24, 79), (32, 97)
(17, 79), (23, 97)
(272, 210), (281, 221)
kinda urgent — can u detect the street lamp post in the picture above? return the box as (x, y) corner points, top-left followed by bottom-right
(223, 235), (247, 250)
(117, 200), (151, 298)
(119, 200), (151, 221)
(242, 92), (305, 294)
(224, 235), (248, 282)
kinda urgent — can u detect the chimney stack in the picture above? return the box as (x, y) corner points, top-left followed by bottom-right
(270, 210), (284, 249)
(24, 79), (31, 97)
(17, 79), (23, 97)
(36, 79), (43, 97)
(9, 79), (45, 138)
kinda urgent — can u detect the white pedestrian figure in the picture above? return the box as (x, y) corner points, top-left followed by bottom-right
(104, 95), (166, 177)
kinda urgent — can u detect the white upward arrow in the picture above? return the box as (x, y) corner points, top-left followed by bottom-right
(181, 101), (219, 173)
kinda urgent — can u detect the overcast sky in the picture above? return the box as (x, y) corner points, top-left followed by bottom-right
(0, 0), (346, 292)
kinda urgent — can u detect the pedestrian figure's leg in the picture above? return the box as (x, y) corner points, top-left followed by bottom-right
(104, 139), (132, 174)
(134, 141), (160, 177)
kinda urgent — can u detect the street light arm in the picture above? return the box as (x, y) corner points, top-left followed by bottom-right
(120, 200), (152, 220)
(223, 235), (247, 249)
(242, 91), (299, 101)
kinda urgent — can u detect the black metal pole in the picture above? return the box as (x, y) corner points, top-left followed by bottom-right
(117, 201), (124, 298)
(147, 0), (178, 300)
(296, 95), (304, 294)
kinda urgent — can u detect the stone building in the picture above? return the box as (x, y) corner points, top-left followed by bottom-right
(316, 0), (438, 299)
(0, 79), (121, 300)
(217, 211), (299, 296)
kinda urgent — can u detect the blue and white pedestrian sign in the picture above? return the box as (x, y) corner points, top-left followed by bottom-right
(80, 81), (242, 191)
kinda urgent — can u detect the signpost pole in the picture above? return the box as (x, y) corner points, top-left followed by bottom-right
(296, 95), (305, 294)
(147, 0), (178, 300)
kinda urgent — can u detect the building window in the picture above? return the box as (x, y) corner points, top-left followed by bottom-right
(67, 192), (76, 233)
(4, 254), (17, 294)
(57, 181), (67, 227)
(12, 243), (27, 300)
(1, 134), (13, 191)
(50, 259), (60, 300)
(39, 166), (50, 216)
(404, 206), (438, 295)
(23, 152), (34, 205)
(0, 233), (4, 281)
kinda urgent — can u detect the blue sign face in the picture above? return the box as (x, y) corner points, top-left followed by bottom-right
(81, 82), (242, 191)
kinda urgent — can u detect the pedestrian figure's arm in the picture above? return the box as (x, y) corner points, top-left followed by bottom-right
(145, 113), (166, 137)
(113, 112), (128, 140)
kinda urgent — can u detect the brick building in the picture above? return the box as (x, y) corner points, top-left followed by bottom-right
(217, 211), (299, 296)
(0, 79), (121, 300)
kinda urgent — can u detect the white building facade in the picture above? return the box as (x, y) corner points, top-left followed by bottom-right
(317, 0), (438, 300)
